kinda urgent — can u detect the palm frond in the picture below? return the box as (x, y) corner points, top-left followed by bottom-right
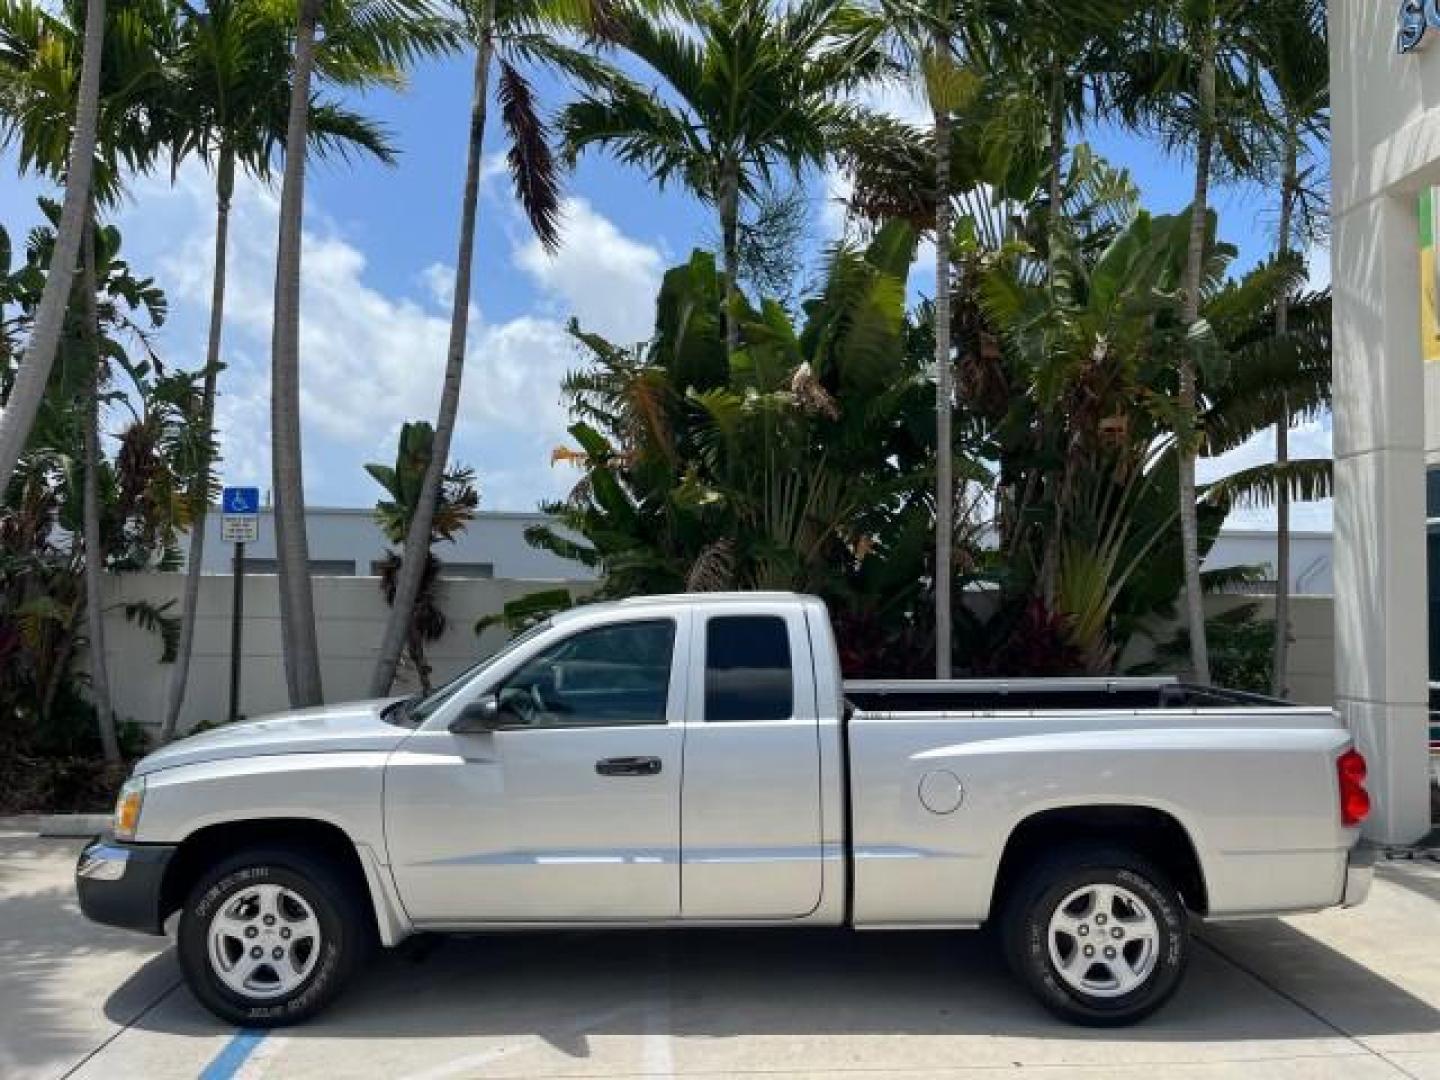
(1204, 458), (1332, 510)
(117, 598), (180, 663)
(498, 59), (562, 252)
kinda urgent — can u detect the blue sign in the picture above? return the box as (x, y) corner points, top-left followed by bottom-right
(222, 487), (259, 515)
(221, 487), (261, 543)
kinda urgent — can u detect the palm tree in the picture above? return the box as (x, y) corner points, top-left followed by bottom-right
(1112, 0), (1270, 684)
(4, 207), (188, 744)
(159, 0), (398, 741)
(1, 0), (170, 756)
(0, 0), (106, 495)
(269, 0), (451, 707)
(367, 420), (477, 693)
(560, 0), (880, 358)
(1252, 0), (1327, 697)
(982, 1), (1131, 281)
(861, 0), (985, 677)
(368, 0), (621, 697)
(77, 226), (119, 761)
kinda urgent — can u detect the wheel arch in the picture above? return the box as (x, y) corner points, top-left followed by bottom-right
(159, 816), (408, 946)
(990, 804), (1209, 920)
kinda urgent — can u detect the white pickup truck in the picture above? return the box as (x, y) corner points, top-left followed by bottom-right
(76, 592), (1375, 1028)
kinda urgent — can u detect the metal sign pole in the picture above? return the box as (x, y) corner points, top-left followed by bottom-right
(229, 541), (244, 724)
(220, 485), (260, 725)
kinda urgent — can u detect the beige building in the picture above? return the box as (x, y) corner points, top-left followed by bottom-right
(1329, 3), (1438, 842)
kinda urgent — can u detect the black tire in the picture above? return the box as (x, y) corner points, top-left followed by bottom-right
(177, 846), (373, 1026)
(1001, 845), (1188, 1026)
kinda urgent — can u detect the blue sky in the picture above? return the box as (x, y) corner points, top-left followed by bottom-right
(0, 51), (1331, 528)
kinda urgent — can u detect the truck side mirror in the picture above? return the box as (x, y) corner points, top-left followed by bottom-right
(449, 694), (503, 734)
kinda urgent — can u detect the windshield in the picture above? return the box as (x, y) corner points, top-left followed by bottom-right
(401, 619), (555, 726)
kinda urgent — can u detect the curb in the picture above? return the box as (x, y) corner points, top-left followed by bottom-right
(0, 814), (109, 838)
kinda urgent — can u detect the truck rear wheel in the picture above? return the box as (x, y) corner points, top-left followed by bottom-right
(177, 846), (371, 1026)
(1002, 845), (1188, 1026)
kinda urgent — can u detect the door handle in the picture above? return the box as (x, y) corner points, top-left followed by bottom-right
(596, 756), (662, 777)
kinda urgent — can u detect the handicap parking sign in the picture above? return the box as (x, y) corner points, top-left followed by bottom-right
(221, 486), (260, 543)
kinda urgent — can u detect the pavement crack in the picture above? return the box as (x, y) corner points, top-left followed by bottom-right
(57, 976), (183, 1080)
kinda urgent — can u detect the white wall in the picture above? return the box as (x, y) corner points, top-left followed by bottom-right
(193, 505), (1324, 593)
(99, 572), (594, 734)
(96, 573), (1338, 738)
(192, 508), (596, 581)
(1204, 530), (1334, 594)
(1210, 595), (1336, 708)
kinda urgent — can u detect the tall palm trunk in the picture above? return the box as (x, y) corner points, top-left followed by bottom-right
(1036, 58), (1067, 609)
(161, 147), (235, 740)
(0, 0), (106, 493)
(1271, 131), (1298, 698)
(80, 221), (120, 764)
(719, 157), (741, 358)
(933, 29), (954, 680)
(270, 0), (324, 706)
(1178, 32), (1216, 685)
(370, 20), (494, 697)
(1047, 57), (1065, 282)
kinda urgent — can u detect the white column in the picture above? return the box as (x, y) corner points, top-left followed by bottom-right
(1332, 191), (1432, 844)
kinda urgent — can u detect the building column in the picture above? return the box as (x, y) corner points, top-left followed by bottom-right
(1332, 191), (1433, 844)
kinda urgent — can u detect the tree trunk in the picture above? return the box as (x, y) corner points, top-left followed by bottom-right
(1178, 33), (1216, 686)
(719, 158), (741, 359)
(1047, 57), (1065, 284)
(40, 600), (81, 726)
(370, 27), (494, 697)
(270, 0), (324, 707)
(933, 30), (954, 680)
(162, 148), (235, 740)
(0, 0), (106, 492)
(1036, 59), (1065, 606)
(1271, 129), (1299, 698)
(80, 221), (120, 764)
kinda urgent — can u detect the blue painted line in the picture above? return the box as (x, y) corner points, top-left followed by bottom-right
(199, 1028), (267, 1080)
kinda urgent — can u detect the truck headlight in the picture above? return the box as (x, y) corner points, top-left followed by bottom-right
(113, 776), (145, 840)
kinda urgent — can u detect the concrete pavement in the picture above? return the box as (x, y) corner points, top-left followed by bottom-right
(3, 826), (1439, 1079)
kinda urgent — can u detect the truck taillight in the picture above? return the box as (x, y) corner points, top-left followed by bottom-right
(1337, 749), (1370, 828)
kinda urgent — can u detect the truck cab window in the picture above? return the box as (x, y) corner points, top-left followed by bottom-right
(496, 619), (675, 728)
(704, 615), (794, 722)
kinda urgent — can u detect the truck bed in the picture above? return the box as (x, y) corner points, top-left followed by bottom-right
(838, 675), (1351, 926)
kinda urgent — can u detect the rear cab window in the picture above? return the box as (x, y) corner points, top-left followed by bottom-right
(704, 615), (795, 722)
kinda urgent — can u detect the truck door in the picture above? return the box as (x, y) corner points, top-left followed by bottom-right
(384, 615), (688, 922)
(680, 606), (824, 918)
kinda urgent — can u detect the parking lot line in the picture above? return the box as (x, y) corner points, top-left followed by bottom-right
(198, 1029), (268, 1080)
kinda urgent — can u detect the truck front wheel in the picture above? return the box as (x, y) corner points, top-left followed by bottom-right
(177, 846), (371, 1026)
(1002, 845), (1188, 1026)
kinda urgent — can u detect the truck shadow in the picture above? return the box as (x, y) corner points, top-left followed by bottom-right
(0, 878), (175, 1079)
(109, 919), (1440, 1050)
(1376, 859), (1440, 903)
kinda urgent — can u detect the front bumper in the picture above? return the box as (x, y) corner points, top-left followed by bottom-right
(1341, 840), (1378, 908)
(75, 836), (176, 935)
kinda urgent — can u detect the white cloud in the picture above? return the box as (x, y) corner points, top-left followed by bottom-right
(480, 151), (510, 186)
(113, 161), (662, 509)
(514, 196), (664, 344)
(860, 79), (931, 127)
(421, 262), (456, 309)
(1198, 416), (1334, 531)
